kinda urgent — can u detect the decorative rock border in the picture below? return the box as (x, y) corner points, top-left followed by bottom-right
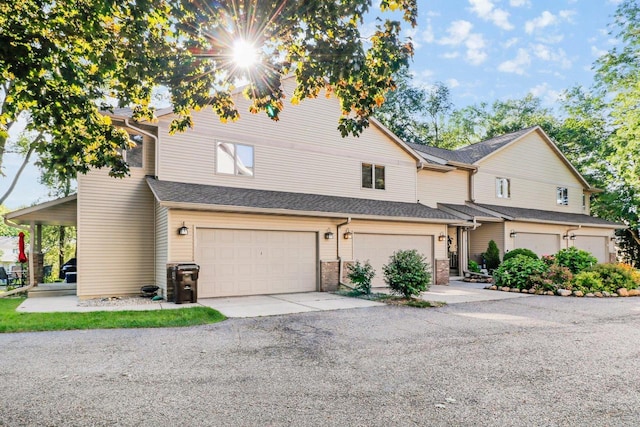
(484, 285), (640, 298)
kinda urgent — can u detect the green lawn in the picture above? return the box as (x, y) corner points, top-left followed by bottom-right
(0, 298), (226, 333)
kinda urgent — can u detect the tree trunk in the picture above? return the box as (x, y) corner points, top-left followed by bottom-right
(58, 226), (66, 271)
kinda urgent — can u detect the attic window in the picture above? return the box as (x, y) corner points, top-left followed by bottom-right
(557, 187), (568, 205)
(125, 134), (143, 168)
(496, 177), (510, 198)
(216, 141), (254, 176)
(362, 163), (385, 190)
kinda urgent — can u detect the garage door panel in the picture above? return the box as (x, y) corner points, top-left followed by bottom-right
(574, 236), (607, 263)
(514, 233), (560, 257)
(353, 234), (433, 287)
(195, 228), (317, 298)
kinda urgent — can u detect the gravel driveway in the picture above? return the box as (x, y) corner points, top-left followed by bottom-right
(2, 296), (640, 426)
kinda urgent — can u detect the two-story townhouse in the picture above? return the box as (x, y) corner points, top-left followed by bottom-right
(411, 126), (622, 274)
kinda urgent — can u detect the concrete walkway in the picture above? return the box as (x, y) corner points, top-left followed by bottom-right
(15, 281), (526, 318)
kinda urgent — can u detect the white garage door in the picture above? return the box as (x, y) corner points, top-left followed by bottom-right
(353, 234), (433, 287)
(514, 233), (560, 257)
(574, 236), (607, 263)
(195, 229), (317, 298)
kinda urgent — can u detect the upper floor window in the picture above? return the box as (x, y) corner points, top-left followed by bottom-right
(362, 163), (385, 190)
(496, 177), (510, 198)
(582, 193), (586, 211)
(557, 187), (568, 205)
(216, 141), (254, 176)
(125, 134), (143, 168)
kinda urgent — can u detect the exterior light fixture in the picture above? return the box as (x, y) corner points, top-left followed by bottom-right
(438, 232), (446, 242)
(324, 230), (335, 240)
(610, 236), (616, 242)
(570, 234), (576, 240)
(178, 222), (189, 236)
(343, 229), (353, 239)
(562, 234), (569, 240)
(509, 230), (517, 238)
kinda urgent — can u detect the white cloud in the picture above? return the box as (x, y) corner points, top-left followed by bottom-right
(421, 19), (435, 44)
(439, 20), (488, 65)
(591, 45), (607, 57)
(469, 0), (514, 30)
(442, 51), (460, 59)
(502, 37), (519, 48)
(558, 10), (576, 22)
(497, 48), (531, 74)
(410, 69), (435, 87)
(525, 11), (557, 34)
(446, 78), (460, 88)
(509, 0), (530, 6)
(531, 44), (572, 68)
(529, 82), (561, 105)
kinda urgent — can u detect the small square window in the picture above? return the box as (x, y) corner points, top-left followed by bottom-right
(557, 187), (568, 205)
(362, 163), (385, 190)
(216, 141), (254, 176)
(496, 178), (510, 198)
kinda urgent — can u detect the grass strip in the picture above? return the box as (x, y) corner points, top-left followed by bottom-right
(0, 298), (225, 333)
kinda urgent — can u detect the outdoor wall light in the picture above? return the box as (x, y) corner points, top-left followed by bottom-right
(343, 229), (353, 239)
(438, 232), (446, 242)
(562, 234), (569, 240)
(324, 230), (335, 240)
(509, 230), (517, 238)
(570, 234), (576, 240)
(178, 222), (189, 236)
(610, 236), (616, 242)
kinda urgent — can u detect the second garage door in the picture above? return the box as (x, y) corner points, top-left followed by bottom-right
(353, 233), (433, 287)
(195, 229), (317, 298)
(513, 233), (560, 257)
(574, 236), (607, 263)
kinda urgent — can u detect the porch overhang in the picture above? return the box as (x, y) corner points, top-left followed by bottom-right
(5, 195), (77, 227)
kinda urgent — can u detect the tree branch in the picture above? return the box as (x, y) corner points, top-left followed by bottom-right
(0, 132), (43, 205)
(628, 228), (640, 247)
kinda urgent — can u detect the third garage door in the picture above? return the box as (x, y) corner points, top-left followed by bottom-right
(513, 233), (560, 257)
(195, 229), (317, 298)
(353, 233), (433, 287)
(574, 236), (607, 263)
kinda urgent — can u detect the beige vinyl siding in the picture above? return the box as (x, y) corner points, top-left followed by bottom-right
(11, 199), (77, 226)
(155, 203), (168, 295)
(417, 169), (468, 207)
(469, 222), (505, 263)
(77, 169), (155, 298)
(157, 82), (418, 203)
(473, 132), (585, 213)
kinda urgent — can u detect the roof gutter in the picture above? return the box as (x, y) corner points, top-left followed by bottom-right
(124, 119), (160, 178)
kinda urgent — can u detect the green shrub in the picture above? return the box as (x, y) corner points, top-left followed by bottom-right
(347, 260), (376, 295)
(572, 271), (604, 293)
(503, 248), (538, 262)
(588, 263), (637, 292)
(492, 255), (548, 290)
(555, 247), (597, 274)
(383, 249), (432, 298)
(483, 240), (501, 270)
(468, 260), (481, 273)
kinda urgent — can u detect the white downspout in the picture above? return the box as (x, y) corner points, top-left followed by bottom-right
(564, 225), (582, 248)
(337, 217), (352, 289)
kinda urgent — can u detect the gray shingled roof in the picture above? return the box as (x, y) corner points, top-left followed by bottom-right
(475, 203), (624, 227)
(147, 178), (460, 221)
(407, 127), (538, 165)
(439, 203), (503, 220)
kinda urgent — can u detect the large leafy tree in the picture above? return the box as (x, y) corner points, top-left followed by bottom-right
(1, 0), (417, 205)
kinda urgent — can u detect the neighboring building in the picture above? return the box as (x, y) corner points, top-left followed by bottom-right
(0, 236), (19, 270)
(5, 81), (622, 298)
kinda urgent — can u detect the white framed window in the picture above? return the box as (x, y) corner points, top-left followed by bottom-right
(582, 194), (586, 211)
(124, 134), (143, 168)
(496, 178), (510, 198)
(362, 163), (385, 190)
(216, 141), (254, 176)
(557, 187), (568, 205)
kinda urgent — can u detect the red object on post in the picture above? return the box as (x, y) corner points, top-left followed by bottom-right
(18, 232), (28, 263)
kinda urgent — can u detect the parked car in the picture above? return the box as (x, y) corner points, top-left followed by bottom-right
(59, 258), (77, 281)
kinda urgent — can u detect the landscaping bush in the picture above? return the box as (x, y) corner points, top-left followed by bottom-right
(347, 260), (376, 295)
(483, 240), (501, 270)
(383, 249), (432, 298)
(468, 260), (481, 273)
(492, 255), (548, 290)
(555, 247), (597, 274)
(588, 263), (639, 292)
(529, 264), (574, 292)
(572, 271), (604, 293)
(503, 248), (538, 262)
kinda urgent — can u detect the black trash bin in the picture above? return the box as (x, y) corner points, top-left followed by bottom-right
(167, 264), (199, 304)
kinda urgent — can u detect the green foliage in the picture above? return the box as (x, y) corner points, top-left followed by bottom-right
(492, 255), (549, 290)
(503, 248), (539, 262)
(347, 260), (376, 295)
(555, 247), (598, 274)
(382, 249), (431, 298)
(588, 263), (639, 291)
(483, 240), (501, 270)
(572, 271), (604, 294)
(0, 205), (20, 237)
(468, 260), (481, 273)
(0, 298), (225, 333)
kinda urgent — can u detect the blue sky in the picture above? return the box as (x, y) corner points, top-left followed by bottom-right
(390, 0), (621, 108)
(1, 0), (623, 210)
